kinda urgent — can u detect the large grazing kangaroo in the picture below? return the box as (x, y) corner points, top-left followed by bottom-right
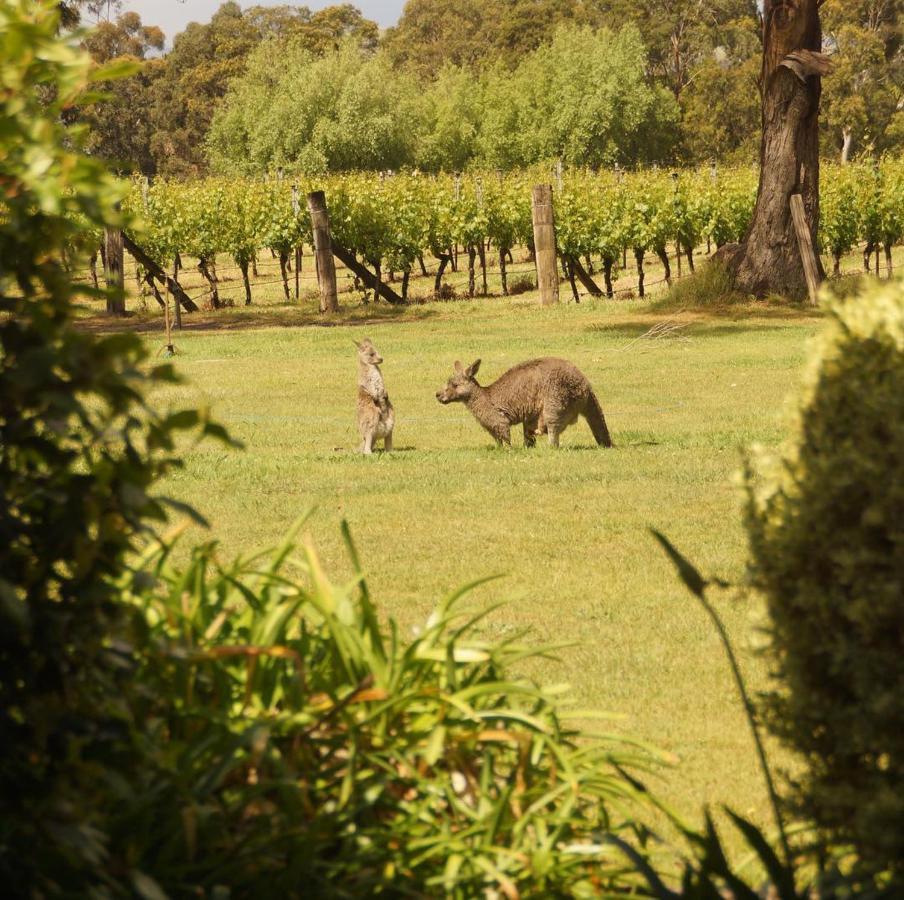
(355, 338), (395, 454)
(436, 357), (612, 448)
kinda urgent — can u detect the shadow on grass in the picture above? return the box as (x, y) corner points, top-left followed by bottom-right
(587, 316), (820, 343)
(74, 301), (439, 335)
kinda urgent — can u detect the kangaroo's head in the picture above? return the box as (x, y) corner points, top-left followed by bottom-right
(436, 359), (481, 404)
(355, 338), (383, 366)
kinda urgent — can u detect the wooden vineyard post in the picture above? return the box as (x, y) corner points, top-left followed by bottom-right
(172, 258), (182, 330)
(162, 280), (175, 358)
(790, 193), (821, 306)
(292, 185), (301, 301)
(307, 190), (339, 313)
(103, 225), (125, 315)
(531, 184), (559, 306)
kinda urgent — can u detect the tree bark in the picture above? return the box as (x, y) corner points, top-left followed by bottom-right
(564, 256), (580, 303)
(145, 272), (166, 309)
(434, 253), (450, 295)
(307, 190), (339, 313)
(531, 184), (559, 306)
(121, 232), (198, 313)
(863, 242), (873, 274)
(728, 1), (829, 300)
(89, 248), (99, 290)
(499, 248), (509, 296)
(634, 248), (645, 298)
(198, 256), (221, 309)
(278, 251), (291, 303)
(401, 267), (411, 302)
(655, 246), (672, 286)
(602, 257), (615, 298)
(570, 256), (603, 296)
(331, 243), (405, 304)
(841, 125), (853, 164)
(103, 227), (125, 315)
(477, 241), (488, 296)
(240, 260), (252, 306)
(684, 243), (695, 272)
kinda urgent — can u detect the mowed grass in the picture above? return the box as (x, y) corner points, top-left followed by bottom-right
(143, 292), (821, 841)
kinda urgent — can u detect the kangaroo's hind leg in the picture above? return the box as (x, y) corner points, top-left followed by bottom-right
(542, 401), (566, 448)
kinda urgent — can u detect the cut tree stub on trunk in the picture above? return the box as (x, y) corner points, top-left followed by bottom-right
(728, 0), (829, 300)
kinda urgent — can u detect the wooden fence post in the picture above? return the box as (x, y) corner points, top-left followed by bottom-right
(531, 184), (559, 306)
(789, 193), (821, 306)
(307, 190), (339, 313)
(103, 226), (125, 315)
(292, 185), (301, 301)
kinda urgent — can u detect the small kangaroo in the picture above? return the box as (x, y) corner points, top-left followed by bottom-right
(436, 357), (612, 448)
(355, 338), (395, 454)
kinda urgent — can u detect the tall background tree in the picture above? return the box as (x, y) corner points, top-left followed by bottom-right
(725, 0), (830, 298)
(148, 2), (380, 176)
(69, 0), (904, 175)
(821, 0), (903, 160)
(82, 11), (164, 173)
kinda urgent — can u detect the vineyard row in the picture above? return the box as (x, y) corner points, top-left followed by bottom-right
(106, 161), (904, 309)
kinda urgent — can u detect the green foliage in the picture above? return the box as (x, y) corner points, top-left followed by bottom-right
(0, 0), (229, 890)
(80, 11), (164, 175)
(148, 3), (382, 177)
(207, 41), (419, 176)
(821, 1), (904, 158)
(745, 282), (904, 882)
(208, 25), (679, 174)
(479, 25), (680, 169)
(414, 64), (484, 172)
(679, 56), (761, 164)
(110, 528), (666, 897)
(820, 162), (864, 271)
(124, 160), (904, 307)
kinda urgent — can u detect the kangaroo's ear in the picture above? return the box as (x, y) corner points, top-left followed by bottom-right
(466, 359), (481, 378)
(352, 339), (362, 350)
(453, 360), (463, 374)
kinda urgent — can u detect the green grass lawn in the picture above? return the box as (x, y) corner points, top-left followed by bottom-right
(137, 290), (823, 842)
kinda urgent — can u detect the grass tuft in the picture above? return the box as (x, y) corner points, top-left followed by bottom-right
(652, 260), (749, 311)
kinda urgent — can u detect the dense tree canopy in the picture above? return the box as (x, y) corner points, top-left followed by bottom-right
(72, 0), (904, 174)
(207, 24), (679, 174)
(81, 12), (163, 173)
(479, 25), (679, 169)
(821, 0), (904, 159)
(207, 40), (419, 174)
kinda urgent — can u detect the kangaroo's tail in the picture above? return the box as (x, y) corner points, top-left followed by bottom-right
(584, 390), (613, 447)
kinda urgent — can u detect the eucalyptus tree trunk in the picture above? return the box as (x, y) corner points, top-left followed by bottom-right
(726, 0), (830, 300)
(841, 126), (853, 164)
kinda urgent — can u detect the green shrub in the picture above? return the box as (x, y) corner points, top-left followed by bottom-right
(0, 2), (228, 891)
(108, 526), (667, 898)
(651, 260), (747, 310)
(745, 282), (904, 880)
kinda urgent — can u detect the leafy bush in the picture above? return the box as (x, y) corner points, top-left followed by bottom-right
(637, 535), (898, 900)
(0, 2), (229, 891)
(107, 526), (667, 898)
(745, 282), (904, 881)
